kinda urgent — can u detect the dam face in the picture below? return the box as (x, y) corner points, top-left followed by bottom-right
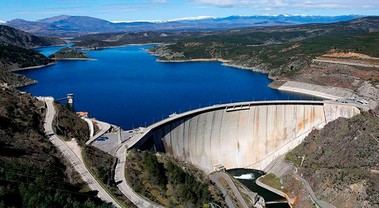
(130, 101), (360, 173)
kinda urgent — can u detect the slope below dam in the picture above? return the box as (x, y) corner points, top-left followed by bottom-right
(127, 101), (360, 173)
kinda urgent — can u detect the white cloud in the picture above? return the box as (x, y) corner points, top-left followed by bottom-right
(0, 20), (5, 24)
(169, 16), (215, 21)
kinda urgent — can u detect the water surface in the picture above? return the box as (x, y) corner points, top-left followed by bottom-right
(21, 45), (316, 129)
(228, 169), (290, 208)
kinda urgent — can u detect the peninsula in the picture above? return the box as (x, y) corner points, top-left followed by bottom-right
(49, 47), (92, 60)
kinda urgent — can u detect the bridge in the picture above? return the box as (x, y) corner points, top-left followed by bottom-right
(125, 100), (360, 173)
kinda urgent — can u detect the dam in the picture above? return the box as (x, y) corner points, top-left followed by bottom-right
(126, 100), (360, 173)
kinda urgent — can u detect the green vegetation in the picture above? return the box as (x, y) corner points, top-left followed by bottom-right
(53, 103), (89, 145)
(0, 25), (64, 48)
(152, 17), (379, 76)
(0, 43), (50, 88)
(50, 47), (89, 59)
(0, 88), (111, 208)
(0, 44), (50, 70)
(125, 150), (224, 207)
(259, 173), (283, 191)
(83, 146), (136, 208)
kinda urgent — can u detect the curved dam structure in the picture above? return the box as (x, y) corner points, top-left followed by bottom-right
(127, 101), (360, 173)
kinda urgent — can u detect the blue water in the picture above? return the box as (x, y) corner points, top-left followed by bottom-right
(36, 45), (67, 56)
(21, 45), (316, 129)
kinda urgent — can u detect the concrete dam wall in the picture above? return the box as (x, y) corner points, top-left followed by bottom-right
(129, 101), (360, 173)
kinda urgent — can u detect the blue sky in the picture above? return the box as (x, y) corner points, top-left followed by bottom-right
(1, 0), (379, 22)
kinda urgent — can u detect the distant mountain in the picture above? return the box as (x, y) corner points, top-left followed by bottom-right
(0, 25), (64, 48)
(6, 15), (361, 37)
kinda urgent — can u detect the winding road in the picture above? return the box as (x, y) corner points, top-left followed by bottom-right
(85, 119), (111, 145)
(114, 145), (164, 208)
(39, 97), (121, 208)
(293, 171), (336, 208)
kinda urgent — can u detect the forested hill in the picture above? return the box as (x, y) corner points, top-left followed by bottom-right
(0, 87), (112, 208)
(0, 25), (64, 48)
(0, 25), (60, 87)
(151, 16), (379, 75)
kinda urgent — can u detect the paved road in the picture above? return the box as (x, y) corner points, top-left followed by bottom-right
(83, 118), (95, 138)
(86, 119), (111, 145)
(114, 145), (164, 208)
(39, 97), (121, 208)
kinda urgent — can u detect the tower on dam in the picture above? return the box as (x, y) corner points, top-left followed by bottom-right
(128, 101), (360, 173)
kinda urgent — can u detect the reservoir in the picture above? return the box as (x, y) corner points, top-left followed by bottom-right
(21, 45), (317, 129)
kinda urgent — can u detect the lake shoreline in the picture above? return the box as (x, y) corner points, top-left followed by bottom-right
(153, 56), (348, 101)
(155, 57), (267, 73)
(14, 80), (38, 88)
(21, 45), (314, 130)
(51, 57), (97, 61)
(77, 42), (161, 50)
(29, 44), (330, 102)
(10, 62), (57, 72)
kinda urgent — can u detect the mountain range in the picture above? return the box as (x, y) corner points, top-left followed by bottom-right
(5, 15), (361, 37)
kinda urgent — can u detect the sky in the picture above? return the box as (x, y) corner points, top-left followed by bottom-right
(1, 0), (379, 22)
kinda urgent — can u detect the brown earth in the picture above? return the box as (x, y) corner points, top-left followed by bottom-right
(285, 111), (379, 208)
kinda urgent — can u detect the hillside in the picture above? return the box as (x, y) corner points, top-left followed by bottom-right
(0, 87), (111, 208)
(151, 17), (379, 105)
(0, 25), (64, 48)
(50, 47), (89, 59)
(125, 150), (225, 207)
(152, 17), (379, 74)
(284, 111), (379, 207)
(6, 15), (359, 37)
(74, 31), (199, 48)
(0, 25), (59, 87)
(0, 44), (50, 70)
(0, 44), (52, 87)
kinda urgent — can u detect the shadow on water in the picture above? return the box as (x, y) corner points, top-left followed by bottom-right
(227, 168), (290, 208)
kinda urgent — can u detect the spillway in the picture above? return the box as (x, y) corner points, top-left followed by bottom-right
(128, 101), (360, 173)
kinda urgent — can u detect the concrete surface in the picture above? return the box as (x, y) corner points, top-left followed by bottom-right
(39, 97), (121, 208)
(275, 81), (356, 100)
(85, 119), (111, 145)
(83, 118), (95, 138)
(127, 100), (360, 173)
